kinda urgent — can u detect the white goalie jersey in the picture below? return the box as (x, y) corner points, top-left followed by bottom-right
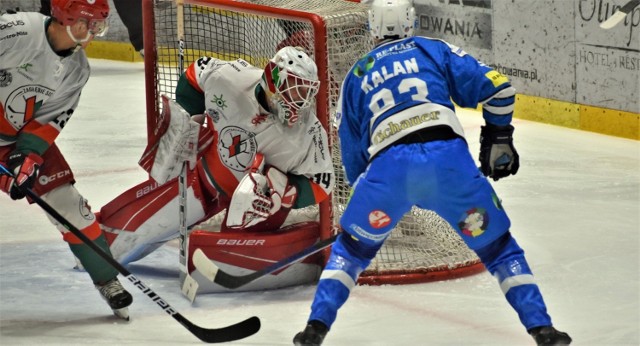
(183, 56), (334, 205)
(100, 54), (334, 267)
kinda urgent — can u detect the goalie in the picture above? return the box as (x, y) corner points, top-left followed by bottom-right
(97, 47), (334, 282)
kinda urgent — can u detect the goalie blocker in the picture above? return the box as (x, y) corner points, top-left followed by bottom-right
(185, 221), (323, 294)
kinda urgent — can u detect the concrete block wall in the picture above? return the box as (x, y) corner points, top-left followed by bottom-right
(415, 0), (638, 139)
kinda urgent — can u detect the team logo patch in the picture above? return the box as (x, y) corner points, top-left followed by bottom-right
(368, 210), (391, 229)
(353, 55), (375, 77)
(38, 169), (71, 186)
(4, 85), (54, 128)
(18, 63), (32, 72)
(262, 61), (282, 93)
(78, 197), (95, 221)
(218, 126), (258, 172)
(211, 94), (227, 109)
(485, 70), (509, 87)
(251, 113), (268, 125)
(17, 63), (35, 81)
(0, 70), (12, 87)
(458, 207), (489, 237)
(206, 108), (221, 122)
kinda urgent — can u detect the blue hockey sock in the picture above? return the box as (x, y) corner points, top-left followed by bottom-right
(475, 232), (552, 330)
(309, 233), (379, 328)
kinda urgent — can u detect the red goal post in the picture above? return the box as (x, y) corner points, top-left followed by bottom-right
(141, 0), (484, 285)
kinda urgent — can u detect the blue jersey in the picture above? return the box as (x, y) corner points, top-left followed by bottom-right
(306, 37), (553, 335)
(336, 36), (515, 184)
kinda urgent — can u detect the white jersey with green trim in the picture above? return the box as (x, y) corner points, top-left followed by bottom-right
(187, 56), (334, 198)
(0, 12), (89, 148)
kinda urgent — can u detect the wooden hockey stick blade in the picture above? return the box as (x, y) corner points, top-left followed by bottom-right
(600, 0), (640, 29)
(0, 165), (260, 343)
(193, 234), (339, 289)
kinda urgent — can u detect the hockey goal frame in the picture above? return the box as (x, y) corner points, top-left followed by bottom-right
(141, 0), (484, 286)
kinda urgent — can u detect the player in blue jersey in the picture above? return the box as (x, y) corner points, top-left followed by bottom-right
(293, 0), (572, 345)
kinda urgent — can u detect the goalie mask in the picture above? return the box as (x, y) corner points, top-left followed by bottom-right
(260, 46), (320, 127)
(368, 0), (416, 40)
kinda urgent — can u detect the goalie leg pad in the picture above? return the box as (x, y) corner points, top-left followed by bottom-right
(187, 221), (322, 293)
(99, 173), (219, 264)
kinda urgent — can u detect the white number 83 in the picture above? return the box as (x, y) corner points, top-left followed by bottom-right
(369, 77), (430, 115)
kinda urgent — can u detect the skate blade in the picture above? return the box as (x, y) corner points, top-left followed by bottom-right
(112, 307), (130, 321)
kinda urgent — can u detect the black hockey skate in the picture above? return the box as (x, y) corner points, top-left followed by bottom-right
(529, 326), (572, 345)
(293, 320), (328, 346)
(96, 278), (133, 320)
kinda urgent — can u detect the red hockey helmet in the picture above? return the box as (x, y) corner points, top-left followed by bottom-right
(51, 0), (110, 36)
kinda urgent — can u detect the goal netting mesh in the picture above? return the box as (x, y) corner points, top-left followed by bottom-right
(142, 0), (483, 285)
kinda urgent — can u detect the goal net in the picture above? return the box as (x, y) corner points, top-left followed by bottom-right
(142, 0), (483, 285)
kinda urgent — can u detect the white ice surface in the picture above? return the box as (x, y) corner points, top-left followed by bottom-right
(1, 59), (638, 345)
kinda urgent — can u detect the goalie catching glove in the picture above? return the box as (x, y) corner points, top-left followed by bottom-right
(0, 152), (43, 200)
(226, 153), (298, 229)
(479, 123), (520, 181)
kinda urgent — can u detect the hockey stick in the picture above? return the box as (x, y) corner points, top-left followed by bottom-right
(175, 0), (203, 303)
(193, 233), (339, 289)
(0, 165), (260, 343)
(600, 0), (640, 29)
(177, 0), (188, 270)
(175, 0), (197, 301)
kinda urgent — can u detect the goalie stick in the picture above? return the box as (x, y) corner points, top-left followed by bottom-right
(193, 233), (339, 289)
(0, 165), (261, 343)
(600, 0), (640, 29)
(176, 0), (189, 272)
(175, 0), (196, 302)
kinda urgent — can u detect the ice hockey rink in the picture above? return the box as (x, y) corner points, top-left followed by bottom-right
(0, 59), (638, 345)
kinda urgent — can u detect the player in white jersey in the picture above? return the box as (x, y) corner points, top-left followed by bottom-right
(294, 1), (571, 345)
(0, 0), (132, 319)
(98, 47), (335, 268)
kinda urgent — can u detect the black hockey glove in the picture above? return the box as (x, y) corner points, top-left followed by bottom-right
(1, 152), (43, 200)
(479, 124), (519, 181)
